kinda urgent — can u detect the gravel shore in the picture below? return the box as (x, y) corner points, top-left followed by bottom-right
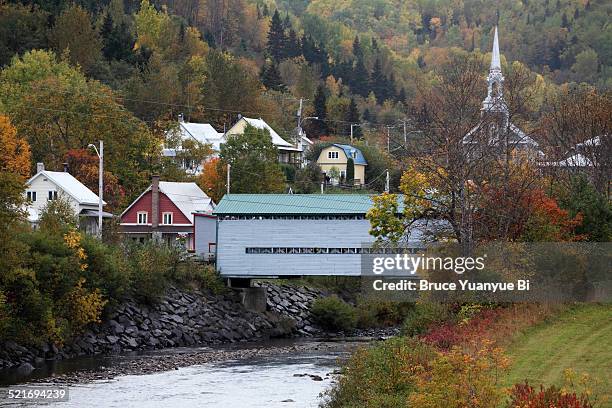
(34, 341), (359, 385)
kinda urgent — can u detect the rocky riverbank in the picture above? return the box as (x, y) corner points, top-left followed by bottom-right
(0, 284), (325, 371)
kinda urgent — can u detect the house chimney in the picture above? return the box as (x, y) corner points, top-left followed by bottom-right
(63, 162), (69, 173)
(151, 175), (160, 231)
(36, 162), (45, 173)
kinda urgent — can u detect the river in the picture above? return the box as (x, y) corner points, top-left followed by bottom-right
(0, 340), (357, 408)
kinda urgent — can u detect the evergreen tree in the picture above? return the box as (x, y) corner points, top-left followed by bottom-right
(312, 84), (328, 136)
(101, 15), (135, 62)
(352, 36), (363, 61)
(346, 98), (361, 138)
(561, 13), (569, 28)
(260, 62), (286, 91)
(302, 35), (326, 66)
(346, 157), (355, 185)
(286, 29), (301, 58)
(397, 87), (407, 105)
(267, 10), (287, 61)
(352, 58), (369, 97)
(370, 58), (387, 102)
(387, 72), (397, 101)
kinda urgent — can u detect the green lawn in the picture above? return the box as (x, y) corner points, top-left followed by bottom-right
(504, 303), (612, 406)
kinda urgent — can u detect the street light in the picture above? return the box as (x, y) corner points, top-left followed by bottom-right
(87, 141), (103, 239)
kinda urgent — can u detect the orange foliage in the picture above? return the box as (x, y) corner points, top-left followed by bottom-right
(0, 114), (31, 179)
(197, 158), (225, 203)
(64, 149), (125, 211)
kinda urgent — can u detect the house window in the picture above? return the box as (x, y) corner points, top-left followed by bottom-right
(137, 211), (148, 224)
(352, 151), (357, 158)
(328, 151), (339, 159)
(162, 212), (173, 225)
(27, 191), (37, 202)
(48, 191), (58, 200)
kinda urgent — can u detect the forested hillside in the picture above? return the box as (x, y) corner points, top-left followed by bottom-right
(0, 0), (610, 201)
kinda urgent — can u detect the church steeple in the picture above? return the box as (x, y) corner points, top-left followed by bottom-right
(482, 26), (507, 114)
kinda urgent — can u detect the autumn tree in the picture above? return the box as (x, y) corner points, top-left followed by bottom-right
(0, 50), (159, 199)
(0, 115), (31, 179)
(196, 157), (226, 203)
(64, 149), (125, 211)
(220, 125), (285, 193)
(0, 115), (31, 276)
(539, 87), (611, 197)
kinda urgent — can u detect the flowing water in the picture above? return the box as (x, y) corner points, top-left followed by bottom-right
(0, 340), (354, 408)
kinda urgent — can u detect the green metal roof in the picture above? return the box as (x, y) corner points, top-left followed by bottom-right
(214, 194), (380, 215)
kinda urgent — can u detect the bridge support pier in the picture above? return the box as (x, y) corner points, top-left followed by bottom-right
(227, 278), (267, 312)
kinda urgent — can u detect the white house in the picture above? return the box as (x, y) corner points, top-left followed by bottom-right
(163, 114), (225, 174)
(25, 163), (110, 235)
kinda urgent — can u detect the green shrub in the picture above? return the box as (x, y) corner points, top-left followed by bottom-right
(402, 300), (452, 336)
(356, 299), (413, 328)
(80, 235), (131, 302)
(172, 260), (227, 294)
(125, 241), (179, 303)
(322, 337), (436, 408)
(311, 295), (357, 332)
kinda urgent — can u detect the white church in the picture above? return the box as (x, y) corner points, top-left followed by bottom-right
(463, 27), (542, 160)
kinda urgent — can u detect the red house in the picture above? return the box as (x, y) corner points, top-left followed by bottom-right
(120, 176), (214, 250)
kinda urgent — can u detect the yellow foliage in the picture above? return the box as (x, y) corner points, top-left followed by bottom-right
(366, 193), (404, 243)
(63, 229), (88, 271)
(409, 340), (510, 408)
(64, 278), (107, 332)
(399, 162), (445, 220)
(0, 114), (31, 179)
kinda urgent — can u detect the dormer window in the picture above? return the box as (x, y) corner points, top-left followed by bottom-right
(48, 191), (58, 200)
(137, 211), (148, 224)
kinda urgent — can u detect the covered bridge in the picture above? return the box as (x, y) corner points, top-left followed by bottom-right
(211, 194), (436, 278)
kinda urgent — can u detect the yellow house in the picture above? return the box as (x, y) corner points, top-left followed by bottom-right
(316, 144), (367, 185)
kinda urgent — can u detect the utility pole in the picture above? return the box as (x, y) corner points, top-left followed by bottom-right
(386, 126), (392, 152)
(226, 163), (231, 195)
(88, 141), (103, 239)
(385, 169), (390, 193)
(296, 98), (303, 147)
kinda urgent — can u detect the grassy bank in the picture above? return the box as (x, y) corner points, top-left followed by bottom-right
(322, 302), (610, 408)
(504, 303), (612, 404)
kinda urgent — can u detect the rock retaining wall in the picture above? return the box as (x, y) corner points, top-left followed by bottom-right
(0, 284), (324, 370)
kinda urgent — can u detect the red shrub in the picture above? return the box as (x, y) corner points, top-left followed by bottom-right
(421, 308), (504, 350)
(508, 381), (593, 408)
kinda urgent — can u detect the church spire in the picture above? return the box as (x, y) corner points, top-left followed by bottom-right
(490, 26), (501, 72)
(482, 26), (507, 114)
